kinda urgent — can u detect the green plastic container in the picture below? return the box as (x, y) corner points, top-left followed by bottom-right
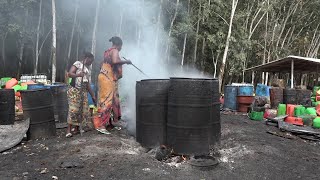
(312, 102), (317, 107)
(0, 77), (12, 83)
(278, 104), (286, 116)
(311, 96), (316, 102)
(12, 85), (21, 92)
(249, 111), (264, 121)
(313, 86), (320, 96)
(20, 85), (28, 91)
(306, 107), (317, 116)
(299, 115), (316, 126)
(313, 117), (320, 128)
(294, 106), (305, 117)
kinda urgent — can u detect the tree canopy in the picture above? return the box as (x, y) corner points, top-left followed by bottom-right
(0, 0), (319, 86)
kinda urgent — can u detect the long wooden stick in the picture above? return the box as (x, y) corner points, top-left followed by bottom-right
(122, 57), (149, 77)
(78, 60), (86, 136)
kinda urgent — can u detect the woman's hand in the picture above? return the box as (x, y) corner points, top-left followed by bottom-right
(77, 72), (85, 77)
(126, 60), (132, 65)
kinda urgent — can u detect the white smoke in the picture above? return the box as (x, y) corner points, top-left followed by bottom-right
(106, 0), (213, 136)
(74, 0), (212, 135)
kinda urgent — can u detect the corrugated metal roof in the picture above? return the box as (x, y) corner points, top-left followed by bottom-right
(245, 56), (320, 73)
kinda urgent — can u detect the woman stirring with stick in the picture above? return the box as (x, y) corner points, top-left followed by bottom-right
(96, 36), (131, 134)
(66, 52), (96, 138)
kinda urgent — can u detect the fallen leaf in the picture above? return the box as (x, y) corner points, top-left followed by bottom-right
(40, 168), (48, 174)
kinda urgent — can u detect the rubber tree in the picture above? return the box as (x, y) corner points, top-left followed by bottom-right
(218, 0), (238, 92)
(51, 0), (57, 83)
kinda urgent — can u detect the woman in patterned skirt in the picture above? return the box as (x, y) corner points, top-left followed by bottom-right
(66, 52), (96, 137)
(96, 37), (131, 134)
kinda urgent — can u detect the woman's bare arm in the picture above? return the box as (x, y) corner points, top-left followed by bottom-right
(68, 66), (83, 78)
(111, 50), (131, 65)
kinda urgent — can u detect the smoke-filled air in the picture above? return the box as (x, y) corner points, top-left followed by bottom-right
(93, 0), (211, 135)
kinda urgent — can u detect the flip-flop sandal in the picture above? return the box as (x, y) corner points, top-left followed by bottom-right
(114, 127), (121, 131)
(97, 129), (111, 135)
(66, 133), (73, 138)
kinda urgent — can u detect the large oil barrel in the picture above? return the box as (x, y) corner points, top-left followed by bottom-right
(20, 89), (56, 139)
(256, 83), (270, 97)
(283, 88), (297, 104)
(136, 79), (169, 148)
(296, 89), (312, 106)
(270, 87), (283, 109)
(0, 102), (9, 124)
(208, 79), (221, 145)
(27, 84), (45, 90)
(45, 84), (68, 123)
(238, 85), (254, 96)
(224, 85), (238, 110)
(135, 81), (141, 143)
(0, 89), (15, 125)
(167, 78), (220, 155)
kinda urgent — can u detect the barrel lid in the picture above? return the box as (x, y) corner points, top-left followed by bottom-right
(19, 88), (49, 93)
(0, 89), (14, 92)
(169, 77), (217, 81)
(28, 83), (45, 86)
(45, 84), (68, 87)
(141, 79), (169, 81)
(225, 85), (238, 87)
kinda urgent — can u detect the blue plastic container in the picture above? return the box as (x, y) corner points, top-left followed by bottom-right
(256, 84), (270, 97)
(27, 84), (45, 90)
(224, 85), (238, 110)
(238, 85), (254, 96)
(88, 84), (96, 106)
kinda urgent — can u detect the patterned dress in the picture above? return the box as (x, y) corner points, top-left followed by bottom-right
(96, 48), (122, 127)
(67, 61), (90, 126)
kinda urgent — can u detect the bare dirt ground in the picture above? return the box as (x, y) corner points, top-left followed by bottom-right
(1, 114), (320, 180)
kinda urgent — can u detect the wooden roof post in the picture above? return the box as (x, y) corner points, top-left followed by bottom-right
(291, 60), (294, 89)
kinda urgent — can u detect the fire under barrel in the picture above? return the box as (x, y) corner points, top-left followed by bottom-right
(167, 78), (221, 155)
(136, 79), (169, 148)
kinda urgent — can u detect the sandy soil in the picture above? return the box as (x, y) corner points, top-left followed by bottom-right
(1, 114), (320, 180)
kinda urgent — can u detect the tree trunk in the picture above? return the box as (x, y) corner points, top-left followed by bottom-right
(76, 21), (81, 61)
(218, 0), (238, 92)
(193, 2), (201, 66)
(201, 38), (206, 71)
(51, 0), (57, 83)
(165, 0), (179, 63)
(2, 32), (7, 75)
(262, 0), (269, 84)
(35, 0), (43, 74)
(181, 0), (191, 67)
(137, 0), (144, 48)
(67, 0), (79, 69)
(91, 0), (101, 57)
(212, 50), (219, 78)
(154, 0), (163, 54)
(17, 42), (24, 78)
(118, 9), (123, 37)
